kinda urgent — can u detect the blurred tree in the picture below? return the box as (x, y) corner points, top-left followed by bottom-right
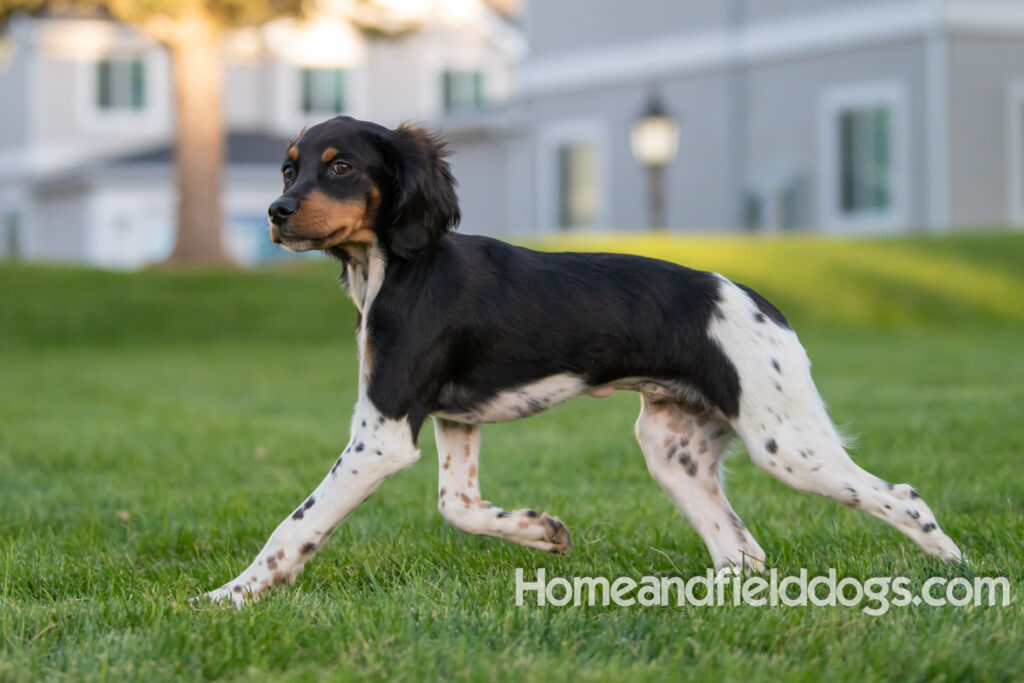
(0, 0), (421, 264)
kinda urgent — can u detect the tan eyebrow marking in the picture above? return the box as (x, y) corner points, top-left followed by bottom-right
(287, 146), (299, 161)
(321, 147), (339, 163)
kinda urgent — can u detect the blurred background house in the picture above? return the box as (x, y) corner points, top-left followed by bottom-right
(0, 0), (523, 267)
(447, 0), (1024, 237)
(2, 0), (1024, 268)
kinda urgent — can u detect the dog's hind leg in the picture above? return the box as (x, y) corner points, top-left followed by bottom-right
(434, 418), (571, 553)
(708, 278), (963, 561)
(635, 395), (766, 573)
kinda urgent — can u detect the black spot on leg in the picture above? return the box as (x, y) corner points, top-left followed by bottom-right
(844, 486), (860, 507)
(301, 542), (317, 554)
(754, 313), (767, 323)
(525, 510), (539, 518)
(922, 522), (936, 533)
(331, 456), (343, 475)
(909, 488), (920, 499)
(906, 509), (920, 520)
(292, 496), (315, 519)
(354, 442), (364, 452)
(374, 449), (382, 456)
(685, 460), (698, 477)
(771, 359), (781, 373)
(766, 438), (778, 454)
(496, 511), (511, 518)
(361, 420), (366, 428)
(233, 585), (242, 593)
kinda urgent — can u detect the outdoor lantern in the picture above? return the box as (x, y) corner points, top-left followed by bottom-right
(630, 94), (679, 228)
(630, 97), (680, 167)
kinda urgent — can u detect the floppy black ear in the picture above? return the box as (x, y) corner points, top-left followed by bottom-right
(379, 125), (461, 259)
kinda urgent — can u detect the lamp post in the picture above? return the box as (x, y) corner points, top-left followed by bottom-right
(630, 94), (680, 229)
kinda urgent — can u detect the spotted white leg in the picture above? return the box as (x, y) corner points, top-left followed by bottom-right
(199, 399), (421, 607)
(708, 277), (963, 562)
(434, 418), (571, 553)
(636, 396), (767, 573)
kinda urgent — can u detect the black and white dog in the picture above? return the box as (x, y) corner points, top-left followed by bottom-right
(201, 116), (961, 605)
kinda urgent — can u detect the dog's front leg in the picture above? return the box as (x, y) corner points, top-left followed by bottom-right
(199, 399), (420, 607)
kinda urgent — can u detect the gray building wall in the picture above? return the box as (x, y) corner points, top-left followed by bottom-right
(947, 35), (1024, 228)
(447, 128), (513, 237)
(448, 0), (1024, 235)
(743, 38), (931, 230)
(744, 0), (889, 23)
(525, 1), (727, 59)
(449, 36), (934, 234)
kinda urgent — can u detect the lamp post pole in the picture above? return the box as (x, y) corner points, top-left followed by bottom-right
(648, 163), (666, 230)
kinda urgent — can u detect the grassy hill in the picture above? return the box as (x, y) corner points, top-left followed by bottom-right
(1, 232), (1022, 681)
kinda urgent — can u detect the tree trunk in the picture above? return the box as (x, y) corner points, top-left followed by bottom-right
(163, 11), (230, 265)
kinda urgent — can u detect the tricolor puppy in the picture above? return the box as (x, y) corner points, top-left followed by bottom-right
(201, 116), (962, 606)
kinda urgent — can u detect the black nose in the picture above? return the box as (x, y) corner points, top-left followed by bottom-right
(268, 198), (297, 224)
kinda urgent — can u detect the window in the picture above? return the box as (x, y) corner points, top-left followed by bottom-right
(820, 82), (906, 230)
(442, 70), (484, 112)
(557, 141), (597, 229)
(300, 68), (346, 115)
(838, 106), (892, 214)
(96, 57), (146, 111)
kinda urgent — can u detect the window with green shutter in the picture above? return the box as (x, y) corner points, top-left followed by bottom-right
(838, 105), (893, 214)
(442, 70), (484, 112)
(96, 57), (146, 111)
(300, 68), (347, 115)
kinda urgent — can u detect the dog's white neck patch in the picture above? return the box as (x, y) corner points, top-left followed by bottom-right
(344, 244), (387, 317)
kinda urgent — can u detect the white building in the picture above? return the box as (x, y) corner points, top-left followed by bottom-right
(0, 2), (524, 267)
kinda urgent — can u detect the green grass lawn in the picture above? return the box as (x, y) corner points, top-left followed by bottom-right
(1, 232), (1022, 681)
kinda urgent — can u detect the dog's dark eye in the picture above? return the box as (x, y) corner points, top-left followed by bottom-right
(282, 167), (294, 183)
(331, 161), (353, 176)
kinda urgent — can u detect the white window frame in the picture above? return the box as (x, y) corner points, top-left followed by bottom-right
(537, 118), (610, 232)
(297, 66), (349, 117)
(818, 80), (909, 232)
(273, 60), (369, 134)
(77, 49), (166, 131)
(1006, 78), (1024, 227)
(440, 68), (486, 113)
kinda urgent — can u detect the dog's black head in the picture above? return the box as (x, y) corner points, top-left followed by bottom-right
(268, 116), (460, 259)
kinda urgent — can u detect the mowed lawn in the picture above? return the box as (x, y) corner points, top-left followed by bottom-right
(1, 232), (1023, 681)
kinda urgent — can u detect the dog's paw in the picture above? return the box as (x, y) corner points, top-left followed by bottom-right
(539, 514), (572, 554)
(191, 583), (258, 609)
(715, 545), (767, 576)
